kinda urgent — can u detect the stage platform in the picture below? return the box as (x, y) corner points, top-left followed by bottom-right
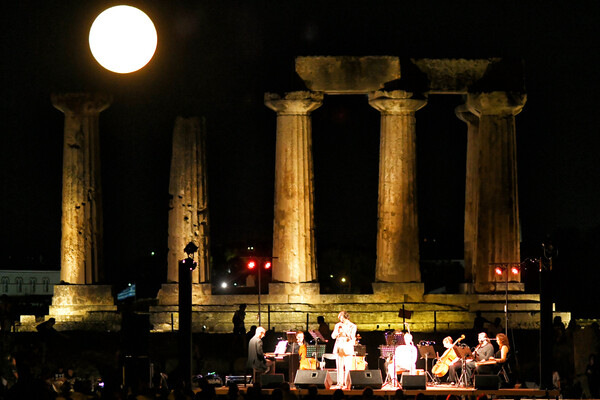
(213, 384), (560, 399)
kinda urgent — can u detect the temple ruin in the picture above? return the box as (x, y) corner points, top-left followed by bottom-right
(20, 56), (570, 334)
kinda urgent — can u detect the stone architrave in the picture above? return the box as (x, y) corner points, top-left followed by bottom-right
(466, 92), (526, 292)
(52, 93), (111, 284)
(167, 117), (210, 284)
(455, 105), (480, 284)
(265, 91), (323, 283)
(368, 90), (426, 283)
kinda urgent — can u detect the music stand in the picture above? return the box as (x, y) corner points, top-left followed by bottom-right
(417, 344), (437, 385)
(454, 346), (473, 387)
(308, 329), (327, 343)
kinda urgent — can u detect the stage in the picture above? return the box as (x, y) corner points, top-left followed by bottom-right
(213, 384), (560, 399)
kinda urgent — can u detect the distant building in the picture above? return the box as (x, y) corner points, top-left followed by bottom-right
(0, 270), (60, 296)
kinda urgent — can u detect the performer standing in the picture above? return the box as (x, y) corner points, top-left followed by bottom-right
(332, 311), (357, 389)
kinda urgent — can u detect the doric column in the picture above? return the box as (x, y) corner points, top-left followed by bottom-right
(52, 93), (112, 284)
(167, 117), (210, 284)
(368, 90), (426, 283)
(455, 104), (480, 284)
(265, 91), (323, 283)
(466, 91), (526, 291)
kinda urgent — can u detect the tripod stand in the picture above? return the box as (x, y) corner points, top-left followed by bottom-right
(454, 346), (473, 387)
(379, 346), (399, 388)
(417, 344), (438, 385)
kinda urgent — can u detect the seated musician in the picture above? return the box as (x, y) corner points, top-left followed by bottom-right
(431, 336), (461, 382)
(475, 333), (511, 378)
(296, 332), (317, 370)
(449, 332), (494, 385)
(387, 332), (418, 379)
(247, 327), (275, 379)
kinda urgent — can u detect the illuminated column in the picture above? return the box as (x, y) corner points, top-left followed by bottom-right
(265, 91), (323, 283)
(52, 93), (111, 284)
(369, 90), (426, 282)
(467, 91), (526, 291)
(167, 117), (210, 284)
(455, 105), (480, 284)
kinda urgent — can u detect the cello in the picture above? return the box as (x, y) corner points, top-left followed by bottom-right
(431, 334), (465, 377)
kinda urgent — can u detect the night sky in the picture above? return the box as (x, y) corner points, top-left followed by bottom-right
(1, 1), (599, 315)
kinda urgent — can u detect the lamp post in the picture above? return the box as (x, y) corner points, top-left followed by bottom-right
(179, 242), (198, 390)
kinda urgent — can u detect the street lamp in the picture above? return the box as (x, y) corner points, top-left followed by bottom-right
(247, 259), (271, 325)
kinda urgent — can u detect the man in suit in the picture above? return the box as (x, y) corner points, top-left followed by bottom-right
(247, 326), (274, 381)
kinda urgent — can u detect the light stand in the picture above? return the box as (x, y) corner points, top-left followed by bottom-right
(179, 241), (198, 390)
(491, 262), (521, 336)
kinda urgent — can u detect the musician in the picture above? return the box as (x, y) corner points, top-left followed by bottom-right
(387, 332), (418, 379)
(475, 333), (511, 375)
(296, 331), (317, 370)
(247, 327), (274, 379)
(286, 332), (301, 354)
(449, 332), (494, 385)
(332, 311), (357, 389)
(432, 336), (461, 381)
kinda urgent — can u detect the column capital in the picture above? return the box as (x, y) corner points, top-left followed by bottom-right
(51, 93), (112, 115)
(264, 91), (323, 115)
(466, 91), (526, 117)
(455, 104), (479, 125)
(368, 90), (427, 114)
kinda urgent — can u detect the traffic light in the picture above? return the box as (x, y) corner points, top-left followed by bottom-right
(247, 260), (256, 269)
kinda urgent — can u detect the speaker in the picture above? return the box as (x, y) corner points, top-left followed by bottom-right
(400, 374), (426, 390)
(474, 374), (499, 390)
(349, 370), (383, 389)
(294, 370), (332, 389)
(260, 374), (285, 388)
(328, 370), (337, 385)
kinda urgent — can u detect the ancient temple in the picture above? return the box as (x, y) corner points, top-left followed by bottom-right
(21, 57), (568, 334)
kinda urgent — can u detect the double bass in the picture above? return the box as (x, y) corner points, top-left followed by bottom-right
(431, 334), (465, 377)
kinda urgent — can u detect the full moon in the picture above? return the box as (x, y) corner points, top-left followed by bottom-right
(89, 5), (157, 74)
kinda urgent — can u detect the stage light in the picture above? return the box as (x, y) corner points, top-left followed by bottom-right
(89, 5), (157, 73)
(247, 260), (256, 269)
(495, 267), (504, 275)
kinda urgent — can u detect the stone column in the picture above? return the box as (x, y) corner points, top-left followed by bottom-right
(466, 91), (526, 292)
(368, 90), (426, 283)
(167, 117), (210, 284)
(455, 105), (480, 284)
(264, 91), (323, 283)
(52, 93), (111, 284)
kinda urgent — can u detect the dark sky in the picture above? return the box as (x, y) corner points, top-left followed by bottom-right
(1, 1), (599, 311)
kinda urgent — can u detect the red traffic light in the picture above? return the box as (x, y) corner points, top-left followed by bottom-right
(511, 266), (520, 275)
(495, 267), (504, 275)
(247, 260), (256, 269)
(264, 261), (272, 269)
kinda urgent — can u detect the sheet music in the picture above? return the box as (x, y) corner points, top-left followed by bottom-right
(274, 340), (288, 354)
